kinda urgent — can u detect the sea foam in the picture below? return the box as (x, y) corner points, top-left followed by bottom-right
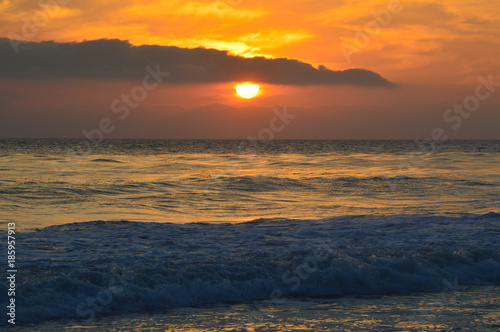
(3, 213), (500, 324)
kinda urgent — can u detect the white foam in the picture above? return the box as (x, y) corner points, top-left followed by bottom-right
(6, 213), (500, 324)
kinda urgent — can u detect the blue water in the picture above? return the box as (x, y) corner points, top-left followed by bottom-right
(0, 139), (499, 326)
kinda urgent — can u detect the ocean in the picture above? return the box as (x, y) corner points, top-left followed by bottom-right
(1, 139), (499, 331)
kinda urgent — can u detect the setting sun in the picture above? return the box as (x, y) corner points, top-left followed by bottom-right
(236, 83), (260, 99)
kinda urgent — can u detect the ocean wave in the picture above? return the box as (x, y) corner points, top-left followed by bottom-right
(212, 175), (312, 192)
(91, 158), (124, 163)
(310, 176), (498, 190)
(3, 213), (500, 324)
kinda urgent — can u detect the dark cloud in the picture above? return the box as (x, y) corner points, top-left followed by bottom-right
(0, 38), (394, 87)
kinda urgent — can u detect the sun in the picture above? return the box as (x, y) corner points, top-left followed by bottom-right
(236, 83), (260, 99)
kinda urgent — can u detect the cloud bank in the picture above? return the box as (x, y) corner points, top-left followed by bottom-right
(0, 38), (394, 87)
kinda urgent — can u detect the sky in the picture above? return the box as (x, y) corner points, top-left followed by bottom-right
(0, 0), (499, 139)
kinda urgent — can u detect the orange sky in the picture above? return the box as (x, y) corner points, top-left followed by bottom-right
(2, 0), (500, 84)
(1, 0), (499, 139)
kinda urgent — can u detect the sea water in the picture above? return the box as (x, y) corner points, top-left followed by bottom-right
(0, 139), (499, 330)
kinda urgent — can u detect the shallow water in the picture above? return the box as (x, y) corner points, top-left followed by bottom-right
(16, 286), (500, 331)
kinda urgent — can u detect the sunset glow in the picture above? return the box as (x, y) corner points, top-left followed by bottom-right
(1, 0), (499, 139)
(2, 0), (500, 85)
(236, 83), (260, 99)
(1, 1), (500, 330)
